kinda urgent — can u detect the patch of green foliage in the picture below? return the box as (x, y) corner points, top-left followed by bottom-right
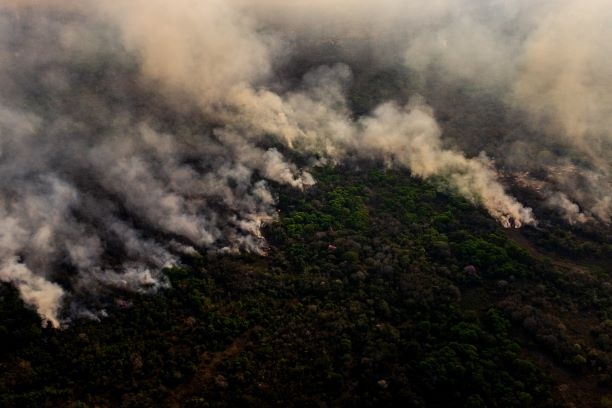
(2, 165), (611, 407)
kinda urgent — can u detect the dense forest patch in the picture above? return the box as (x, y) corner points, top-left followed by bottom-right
(1, 165), (611, 407)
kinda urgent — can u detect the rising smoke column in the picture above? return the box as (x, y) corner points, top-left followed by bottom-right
(0, 2), (309, 325)
(242, 0), (612, 224)
(3, 0), (610, 325)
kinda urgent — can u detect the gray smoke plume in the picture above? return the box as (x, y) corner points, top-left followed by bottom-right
(243, 0), (612, 223)
(0, 0), (609, 325)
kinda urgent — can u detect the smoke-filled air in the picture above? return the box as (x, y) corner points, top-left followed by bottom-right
(0, 0), (610, 326)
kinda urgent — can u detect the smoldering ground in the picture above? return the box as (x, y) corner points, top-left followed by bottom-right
(0, 0), (609, 326)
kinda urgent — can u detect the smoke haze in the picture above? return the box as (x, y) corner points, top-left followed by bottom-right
(0, 0), (610, 325)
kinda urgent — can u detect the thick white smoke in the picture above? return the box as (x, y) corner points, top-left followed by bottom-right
(239, 0), (612, 223)
(0, 0), (609, 325)
(0, 4), (303, 325)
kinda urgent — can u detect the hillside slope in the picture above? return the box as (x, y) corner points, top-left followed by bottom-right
(1, 165), (610, 407)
